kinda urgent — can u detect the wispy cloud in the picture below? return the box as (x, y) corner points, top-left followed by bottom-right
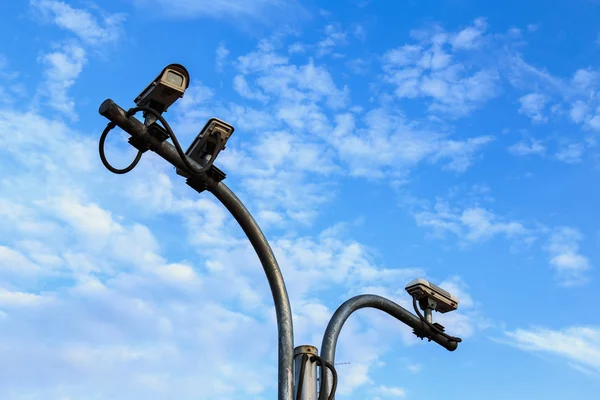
(508, 57), (600, 136)
(451, 17), (488, 50)
(412, 199), (531, 244)
(382, 18), (501, 117)
(518, 92), (549, 123)
(31, 0), (126, 45)
(407, 188), (592, 286)
(0, 56), (26, 104)
(502, 326), (600, 376)
(406, 363), (423, 373)
(131, 0), (307, 24)
(329, 109), (493, 178)
(375, 385), (406, 397)
(508, 138), (546, 156)
(316, 24), (348, 57)
(30, 1), (126, 117)
(545, 227), (592, 286)
(555, 141), (586, 164)
(37, 43), (86, 117)
(215, 43), (230, 72)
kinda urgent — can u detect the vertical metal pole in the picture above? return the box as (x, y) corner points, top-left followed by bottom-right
(210, 183), (295, 400)
(294, 346), (318, 400)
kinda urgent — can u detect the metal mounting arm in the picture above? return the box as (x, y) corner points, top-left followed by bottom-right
(319, 294), (459, 400)
(98, 99), (295, 400)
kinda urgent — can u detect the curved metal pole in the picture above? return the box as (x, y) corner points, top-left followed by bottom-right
(210, 183), (294, 400)
(98, 99), (295, 400)
(319, 294), (458, 400)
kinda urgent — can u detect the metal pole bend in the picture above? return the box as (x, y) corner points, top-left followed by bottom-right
(319, 294), (459, 400)
(210, 182), (295, 400)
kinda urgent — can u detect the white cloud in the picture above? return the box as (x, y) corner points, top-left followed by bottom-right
(337, 362), (372, 395)
(452, 17), (488, 50)
(0, 246), (41, 277)
(383, 19), (500, 117)
(571, 68), (598, 92)
(27, 2), (126, 117)
(383, 45), (422, 67)
(185, 32), (494, 195)
(555, 142), (585, 164)
(216, 129), (339, 226)
(507, 57), (600, 144)
(0, 289), (50, 307)
(438, 276), (474, 308)
(408, 188), (593, 287)
(330, 109), (493, 178)
(29, 2), (126, 119)
(316, 24), (347, 57)
(545, 227), (591, 286)
(570, 100), (590, 123)
(288, 42), (305, 54)
(232, 74), (269, 102)
(375, 385), (406, 397)
(132, 0), (307, 23)
(347, 57), (371, 74)
(31, 0), (125, 45)
(0, 56), (25, 104)
(354, 24), (367, 41)
(171, 65), (344, 226)
(215, 43), (230, 72)
(506, 54), (567, 94)
(413, 199), (530, 244)
(431, 135), (495, 172)
(508, 138), (545, 156)
(237, 40), (289, 74)
(255, 60), (350, 109)
(518, 93), (548, 123)
(589, 113), (600, 131)
(0, 130), (278, 394)
(503, 326), (600, 376)
(406, 363), (422, 373)
(38, 43), (86, 116)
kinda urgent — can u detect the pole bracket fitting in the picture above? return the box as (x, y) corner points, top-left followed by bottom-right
(185, 165), (227, 194)
(126, 122), (170, 153)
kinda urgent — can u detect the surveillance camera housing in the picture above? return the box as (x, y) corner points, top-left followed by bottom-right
(405, 278), (459, 314)
(134, 64), (190, 114)
(175, 117), (234, 177)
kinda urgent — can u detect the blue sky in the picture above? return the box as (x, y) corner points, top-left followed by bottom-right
(0, 0), (599, 399)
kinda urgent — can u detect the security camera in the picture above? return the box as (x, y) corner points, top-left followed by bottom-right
(134, 63), (190, 116)
(175, 117), (234, 177)
(405, 278), (459, 314)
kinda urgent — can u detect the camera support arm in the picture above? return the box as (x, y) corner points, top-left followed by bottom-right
(98, 99), (296, 400)
(319, 294), (459, 400)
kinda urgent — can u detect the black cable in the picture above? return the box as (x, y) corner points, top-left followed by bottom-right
(99, 121), (143, 174)
(412, 297), (462, 343)
(193, 130), (223, 174)
(295, 354), (309, 400)
(98, 105), (223, 177)
(126, 106), (223, 176)
(311, 355), (338, 400)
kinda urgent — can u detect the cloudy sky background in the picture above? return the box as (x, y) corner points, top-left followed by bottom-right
(0, 0), (599, 399)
